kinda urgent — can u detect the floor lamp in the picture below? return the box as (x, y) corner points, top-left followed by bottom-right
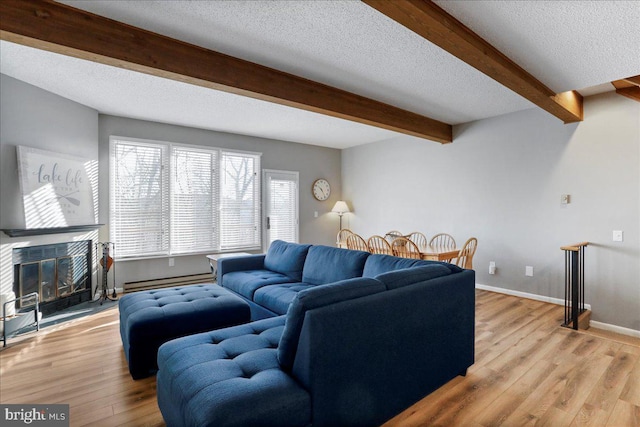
(331, 200), (350, 231)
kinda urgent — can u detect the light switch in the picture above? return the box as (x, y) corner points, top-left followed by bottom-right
(613, 230), (623, 242)
(561, 194), (570, 204)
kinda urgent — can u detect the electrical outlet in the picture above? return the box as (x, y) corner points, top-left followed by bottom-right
(169, 257), (175, 267)
(561, 194), (570, 204)
(489, 261), (496, 275)
(613, 230), (623, 242)
(525, 266), (534, 277)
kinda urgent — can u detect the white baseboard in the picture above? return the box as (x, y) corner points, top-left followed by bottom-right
(476, 283), (640, 339)
(475, 283), (591, 310)
(589, 321), (640, 339)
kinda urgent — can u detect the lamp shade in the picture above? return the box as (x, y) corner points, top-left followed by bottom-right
(331, 201), (350, 214)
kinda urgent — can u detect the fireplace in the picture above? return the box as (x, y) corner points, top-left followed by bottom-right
(13, 241), (92, 315)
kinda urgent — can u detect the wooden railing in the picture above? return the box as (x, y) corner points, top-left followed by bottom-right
(560, 242), (589, 330)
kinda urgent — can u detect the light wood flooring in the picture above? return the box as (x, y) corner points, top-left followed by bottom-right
(1, 290), (638, 427)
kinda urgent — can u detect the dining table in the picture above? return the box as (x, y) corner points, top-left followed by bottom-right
(418, 245), (460, 262)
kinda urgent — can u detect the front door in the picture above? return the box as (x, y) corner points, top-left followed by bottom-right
(263, 170), (299, 250)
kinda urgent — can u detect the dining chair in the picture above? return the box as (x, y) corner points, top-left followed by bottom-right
(391, 237), (422, 259)
(429, 233), (457, 262)
(385, 230), (403, 243)
(346, 233), (369, 252)
(336, 228), (354, 248)
(429, 233), (456, 249)
(407, 231), (428, 249)
(455, 237), (478, 269)
(367, 235), (393, 255)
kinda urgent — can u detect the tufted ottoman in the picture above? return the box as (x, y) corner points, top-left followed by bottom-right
(119, 284), (251, 379)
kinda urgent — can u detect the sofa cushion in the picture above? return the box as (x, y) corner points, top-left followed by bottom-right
(362, 254), (431, 277)
(301, 245), (370, 285)
(375, 264), (453, 290)
(253, 283), (315, 315)
(278, 277), (386, 371)
(264, 240), (312, 281)
(157, 316), (311, 427)
(222, 270), (295, 299)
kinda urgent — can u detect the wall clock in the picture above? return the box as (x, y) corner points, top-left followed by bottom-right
(312, 179), (331, 201)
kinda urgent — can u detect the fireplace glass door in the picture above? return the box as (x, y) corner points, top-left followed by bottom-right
(17, 255), (89, 308)
(18, 262), (40, 307)
(40, 259), (57, 302)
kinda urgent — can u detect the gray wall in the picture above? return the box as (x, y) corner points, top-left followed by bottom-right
(98, 115), (341, 286)
(0, 74), (100, 297)
(0, 74), (99, 228)
(343, 92), (640, 332)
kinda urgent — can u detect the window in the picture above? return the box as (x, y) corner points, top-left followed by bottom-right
(170, 146), (218, 254)
(220, 152), (261, 250)
(110, 140), (169, 257)
(110, 137), (261, 258)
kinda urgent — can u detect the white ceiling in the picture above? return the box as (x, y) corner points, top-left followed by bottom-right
(1, 0), (638, 149)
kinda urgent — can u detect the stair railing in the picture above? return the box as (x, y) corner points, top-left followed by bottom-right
(560, 242), (589, 329)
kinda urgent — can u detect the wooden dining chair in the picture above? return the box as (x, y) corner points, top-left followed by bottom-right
(336, 228), (354, 248)
(429, 233), (457, 262)
(429, 233), (456, 249)
(407, 231), (428, 249)
(455, 237), (478, 269)
(367, 235), (393, 255)
(391, 237), (422, 259)
(385, 230), (403, 243)
(346, 233), (369, 252)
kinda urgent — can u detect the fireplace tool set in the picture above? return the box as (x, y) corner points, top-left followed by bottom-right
(95, 242), (118, 305)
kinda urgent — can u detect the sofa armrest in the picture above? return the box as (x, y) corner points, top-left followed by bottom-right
(217, 255), (266, 286)
(291, 270), (475, 427)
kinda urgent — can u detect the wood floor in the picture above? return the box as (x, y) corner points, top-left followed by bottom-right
(1, 290), (638, 427)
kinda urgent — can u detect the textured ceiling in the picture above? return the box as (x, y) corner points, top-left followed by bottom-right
(434, 0), (640, 93)
(1, 0), (638, 148)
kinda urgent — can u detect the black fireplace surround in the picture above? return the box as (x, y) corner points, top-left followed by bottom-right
(12, 241), (92, 315)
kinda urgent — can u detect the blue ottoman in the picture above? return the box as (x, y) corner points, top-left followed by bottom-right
(119, 284), (251, 379)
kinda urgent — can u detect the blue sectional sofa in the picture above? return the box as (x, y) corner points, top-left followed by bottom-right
(157, 240), (475, 427)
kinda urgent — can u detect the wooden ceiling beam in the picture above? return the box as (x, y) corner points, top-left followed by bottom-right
(612, 79), (635, 90)
(622, 75), (640, 86)
(362, 0), (584, 124)
(612, 77), (640, 102)
(0, 0), (452, 144)
(615, 87), (640, 102)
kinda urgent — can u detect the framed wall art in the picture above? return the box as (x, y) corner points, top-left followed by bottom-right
(17, 146), (97, 228)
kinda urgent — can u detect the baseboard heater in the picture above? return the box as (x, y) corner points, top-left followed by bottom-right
(124, 273), (213, 293)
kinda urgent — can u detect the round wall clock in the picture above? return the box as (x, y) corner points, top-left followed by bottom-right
(312, 178), (331, 201)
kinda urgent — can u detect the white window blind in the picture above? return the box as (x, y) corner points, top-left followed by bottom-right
(110, 140), (169, 257)
(170, 146), (219, 254)
(110, 137), (261, 258)
(220, 152), (261, 250)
